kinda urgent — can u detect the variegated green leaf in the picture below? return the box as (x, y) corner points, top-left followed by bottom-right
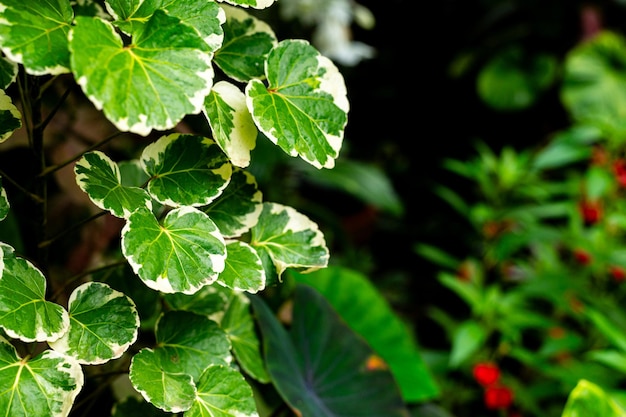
(141, 133), (232, 207)
(0, 89), (21, 143)
(0, 337), (84, 417)
(218, 241), (265, 293)
(75, 151), (152, 218)
(0, 243), (69, 342)
(0, 57), (18, 89)
(48, 282), (139, 365)
(109, 0), (225, 52)
(215, 5), (277, 82)
(153, 310), (232, 380)
(246, 39), (349, 169)
(203, 81), (258, 168)
(0, 0), (73, 75)
(217, 0), (276, 9)
(70, 12), (214, 135)
(121, 206), (226, 294)
(221, 291), (269, 382)
(0, 178), (8, 222)
(129, 348), (197, 413)
(202, 168), (262, 238)
(186, 365), (259, 417)
(250, 202), (328, 278)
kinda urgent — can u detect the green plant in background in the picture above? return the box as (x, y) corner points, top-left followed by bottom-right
(0, 1), (437, 416)
(418, 28), (626, 417)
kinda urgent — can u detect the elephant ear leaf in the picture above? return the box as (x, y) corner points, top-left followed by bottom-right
(246, 39), (349, 169)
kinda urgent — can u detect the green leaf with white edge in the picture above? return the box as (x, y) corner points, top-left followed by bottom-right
(562, 379), (626, 417)
(129, 348), (197, 413)
(246, 39), (349, 169)
(70, 12), (214, 136)
(204, 81), (258, 168)
(202, 168), (262, 238)
(164, 284), (229, 318)
(153, 310), (232, 381)
(0, 337), (84, 417)
(48, 282), (139, 365)
(141, 133), (232, 207)
(186, 364), (258, 417)
(250, 202), (328, 278)
(0, 178), (8, 222)
(0, 56), (17, 89)
(292, 266), (440, 402)
(221, 291), (269, 382)
(0, 243), (69, 342)
(215, 5), (277, 82)
(0, 0), (73, 75)
(108, 0), (225, 52)
(250, 284), (410, 417)
(0, 88), (21, 143)
(217, 0), (275, 9)
(75, 151), (152, 218)
(121, 206), (227, 294)
(217, 241), (265, 293)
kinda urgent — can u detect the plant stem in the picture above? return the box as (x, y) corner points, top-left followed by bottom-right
(0, 167), (43, 203)
(38, 210), (108, 249)
(50, 259), (127, 303)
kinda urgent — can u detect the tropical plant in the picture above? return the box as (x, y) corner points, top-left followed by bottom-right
(0, 1), (437, 416)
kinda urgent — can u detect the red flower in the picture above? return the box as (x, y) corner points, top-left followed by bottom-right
(578, 199), (602, 225)
(472, 362), (500, 386)
(614, 159), (626, 187)
(609, 266), (626, 282)
(484, 385), (514, 410)
(573, 248), (592, 265)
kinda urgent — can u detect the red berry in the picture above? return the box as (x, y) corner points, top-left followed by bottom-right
(472, 362), (500, 386)
(484, 385), (514, 410)
(573, 249), (592, 265)
(609, 266), (626, 282)
(578, 199), (602, 225)
(614, 159), (626, 187)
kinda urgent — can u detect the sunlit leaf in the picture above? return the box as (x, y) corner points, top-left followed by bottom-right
(250, 202), (328, 278)
(129, 348), (197, 413)
(141, 133), (232, 208)
(75, 151), (152, 218)
(0, 243), (69, 342)
(70, 12), (214, 135)
(448, 320), (487, 368)
(0, 337), (83, 417)
(0, 0), (73, 74)
(217, 0), (276, 9)
(0, 89), (21, 143)
(48, 282), (139, 365)
(202, 168), (262, 238)
(186, 365), (258, 417)
(292, 266), (440, 402)
(203, 81), (258, 168)
(109, 0), (225, 52)
(215, 5), (277, 82)
(121, 206), (227, 294)
(562, 379), (626, 417)
(246, 39), (349, 169)
(220, 291), (269, 382)
(217, 241), (265, 293)
(250, 284), (410, 417)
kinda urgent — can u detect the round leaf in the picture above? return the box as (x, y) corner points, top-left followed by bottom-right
(246, 39), (349, 169)
(75, 151), (152, 218)
(121, 206), (227, 294)
(186, 365), (258, 417)
(70, 12), (214, 135)
(250, 202), (328, 277)
(0, 243), (69, 342)
(48, 282), (140, 365)
(218, 241), (265, 293)
(0, 89), (21, 143)
(0, 0), (73, 75)
(0, 337), (84, 417)
(129, 348), (197, 413)
(141, 133), (232, 207)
